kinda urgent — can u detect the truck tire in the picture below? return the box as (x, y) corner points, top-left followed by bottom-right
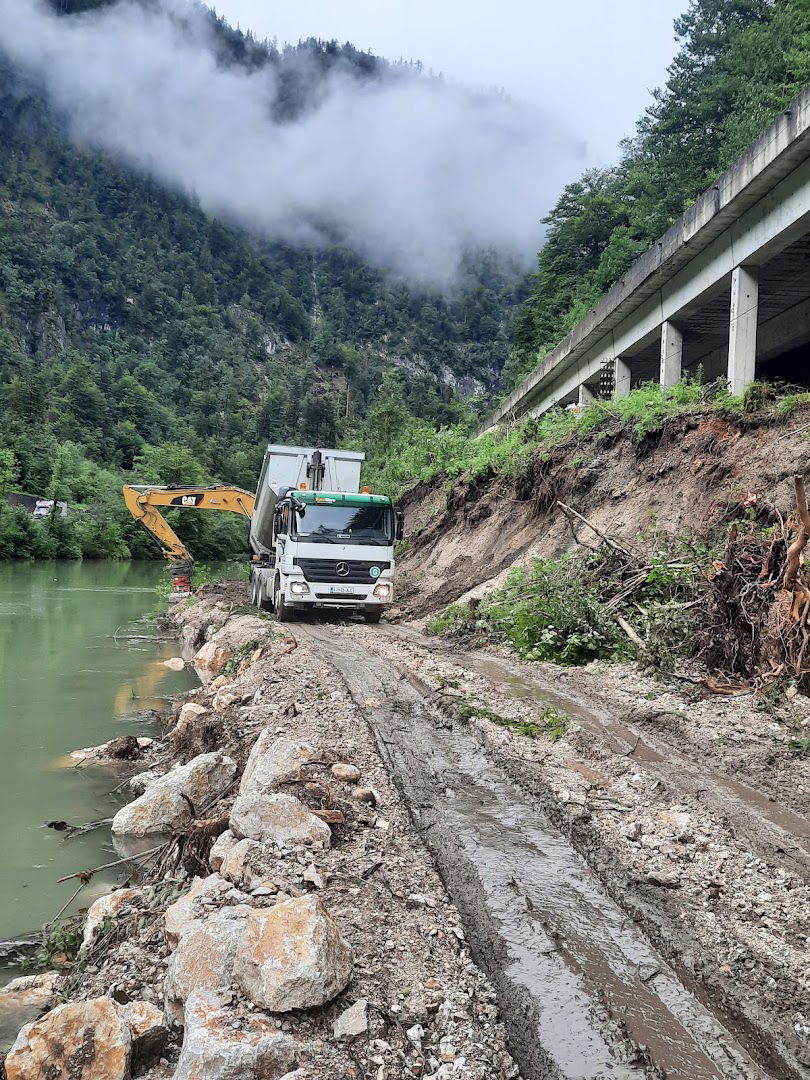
(274, 581), (295, 622)
(249, 575), (260, 607)
(363, 608), (383, 624)
(257, 578), (273, 612)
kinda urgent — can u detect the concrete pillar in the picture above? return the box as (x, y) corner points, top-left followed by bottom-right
(613, 356), (631, 399)
(577, 383), (594, 406)
(660, 321), (683, 387)
(728, 265), (759, 395)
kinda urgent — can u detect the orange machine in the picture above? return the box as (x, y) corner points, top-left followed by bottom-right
(122, 485), (255, 593)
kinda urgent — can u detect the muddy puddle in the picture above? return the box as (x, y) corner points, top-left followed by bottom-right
(298, 624), (763, 1080)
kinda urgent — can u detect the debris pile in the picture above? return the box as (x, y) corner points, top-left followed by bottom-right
(0, 584), (520, 1080)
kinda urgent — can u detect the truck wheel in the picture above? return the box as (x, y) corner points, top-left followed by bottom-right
(249, 575), (260, 606)
(364, 608), (383, 624)
(276, 591), (295, 622)
(258, 579), (273, 612)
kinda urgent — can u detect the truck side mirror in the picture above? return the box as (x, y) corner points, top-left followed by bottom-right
(395, 507), (405, 541)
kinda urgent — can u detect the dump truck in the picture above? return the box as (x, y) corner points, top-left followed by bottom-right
(248, 445), (403, 622)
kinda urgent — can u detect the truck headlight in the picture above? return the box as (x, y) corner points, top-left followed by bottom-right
(373, 583), (392, 600)
(290, 581), (310, 596)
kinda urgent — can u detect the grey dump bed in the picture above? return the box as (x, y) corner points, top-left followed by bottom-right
(250, 446), (365, 554)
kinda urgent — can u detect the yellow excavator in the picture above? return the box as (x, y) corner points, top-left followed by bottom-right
(123, 485), (255, 593)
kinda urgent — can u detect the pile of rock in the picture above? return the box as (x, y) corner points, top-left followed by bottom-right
(2, 589), (522, 1080)
(11, 730), (356, 1079)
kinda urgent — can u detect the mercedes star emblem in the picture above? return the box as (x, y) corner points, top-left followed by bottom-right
(336, 562), (350, 577)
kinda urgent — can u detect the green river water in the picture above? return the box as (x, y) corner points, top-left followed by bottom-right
(0, 561), (197, 946)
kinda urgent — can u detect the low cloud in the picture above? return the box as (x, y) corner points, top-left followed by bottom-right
(1, 0), (584, 285)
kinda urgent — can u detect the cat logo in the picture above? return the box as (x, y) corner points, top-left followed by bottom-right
(169, 493), (205, 507)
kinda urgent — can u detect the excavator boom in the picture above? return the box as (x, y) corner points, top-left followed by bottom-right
(122, 485), (255, 593)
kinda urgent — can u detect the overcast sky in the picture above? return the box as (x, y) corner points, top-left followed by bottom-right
(210, 0), (685, 165)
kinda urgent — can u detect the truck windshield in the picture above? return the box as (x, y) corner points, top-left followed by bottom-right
(293, 504), (392, 545)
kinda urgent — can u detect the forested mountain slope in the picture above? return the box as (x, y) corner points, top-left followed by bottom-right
(0, 10), (525, 559)
(508, 0), (810, 387)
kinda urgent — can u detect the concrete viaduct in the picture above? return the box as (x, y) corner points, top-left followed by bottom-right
(486, 84), (810, 429)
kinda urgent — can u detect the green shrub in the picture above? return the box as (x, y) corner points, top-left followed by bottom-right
(429, 537), (705, 669)
(483, 554), (627, 664)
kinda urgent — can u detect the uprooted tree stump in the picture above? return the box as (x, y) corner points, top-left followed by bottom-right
(701, 474), (810, 690)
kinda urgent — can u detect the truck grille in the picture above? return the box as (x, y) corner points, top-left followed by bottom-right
(295, 558), (391, 584)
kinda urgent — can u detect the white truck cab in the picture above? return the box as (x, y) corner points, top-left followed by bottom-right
(248, 446), (403, 623)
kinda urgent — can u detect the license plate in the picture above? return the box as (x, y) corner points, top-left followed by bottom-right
(329, 585), (357, 594)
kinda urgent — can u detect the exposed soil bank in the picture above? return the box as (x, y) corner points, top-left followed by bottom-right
(394, 408), (810, 616)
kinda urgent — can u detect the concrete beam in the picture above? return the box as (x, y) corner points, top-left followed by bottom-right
(728, 266), (759, 395)
(577, 383), (595, 405)
(758, 294), (810, 360)
(660, 321), (683, 387)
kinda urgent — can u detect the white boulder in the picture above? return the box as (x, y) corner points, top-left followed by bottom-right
(230, 793), (331, 849)
(111, 752), (236, 839)
(165, 905), (251, 1025)
(174, 990), (304, 1080)
(164, 874), (245, 949)
(81, 887), (141, 951)
(5, 998), (131, 1080)
(209, 829), (238, 872)
(192, 641), (232, 683)
(240, 734), (315, 796)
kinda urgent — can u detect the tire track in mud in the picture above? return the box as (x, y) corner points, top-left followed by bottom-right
(380, 624), (810, 874)
(294, 622), (765, 1080)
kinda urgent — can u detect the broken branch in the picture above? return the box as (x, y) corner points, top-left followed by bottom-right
(556, 501), (636, 559)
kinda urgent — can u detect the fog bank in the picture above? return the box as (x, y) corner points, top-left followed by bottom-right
(1, 0), (584, 284)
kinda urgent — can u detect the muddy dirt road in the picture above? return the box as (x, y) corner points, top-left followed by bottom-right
(293, 622), (778, 1080)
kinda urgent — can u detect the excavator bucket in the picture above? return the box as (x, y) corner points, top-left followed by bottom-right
(171, 559), (193, 594)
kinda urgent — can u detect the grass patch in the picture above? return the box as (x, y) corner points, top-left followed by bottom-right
(365, 376), (810, 502)
(222, 639), (261, 677)
(456, 699), (569, 741)
(22, 917), (83, 972)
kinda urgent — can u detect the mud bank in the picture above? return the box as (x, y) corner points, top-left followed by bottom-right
(395, 407), (810, 616)
(0, 584), (519, 1080)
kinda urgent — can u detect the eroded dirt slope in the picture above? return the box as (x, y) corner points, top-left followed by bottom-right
(396, 408), (810, 615)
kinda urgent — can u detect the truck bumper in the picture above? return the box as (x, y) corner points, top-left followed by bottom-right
(284, 581), (392, 609)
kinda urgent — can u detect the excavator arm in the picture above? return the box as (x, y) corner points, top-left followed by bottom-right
(122, 485), (255, 593)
